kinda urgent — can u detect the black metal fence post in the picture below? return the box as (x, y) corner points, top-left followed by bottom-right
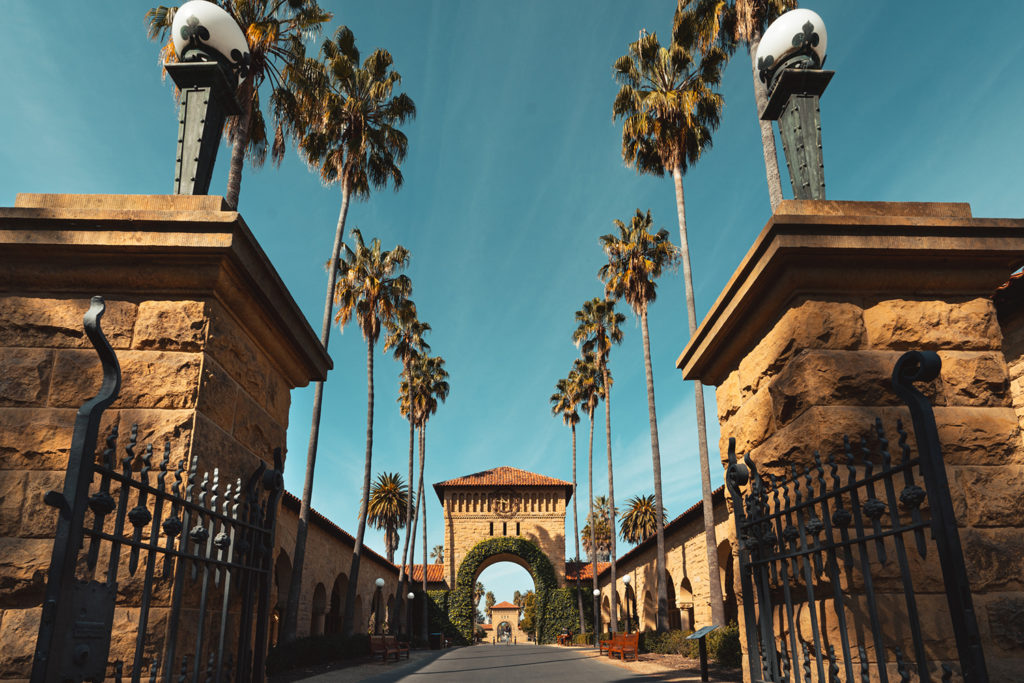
(891, 351), (989, 682)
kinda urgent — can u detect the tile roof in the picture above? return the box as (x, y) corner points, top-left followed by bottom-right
(565, 561), (611, 581)
(281, 491), (396, 572)
(481, 624), (494, 630)
(597, 486), (727, 582)
(402, 563), (447, 583)
(491, 601), (520, 610)
(433, 466), (574, 503)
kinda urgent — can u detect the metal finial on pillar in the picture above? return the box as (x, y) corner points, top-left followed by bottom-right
(163, 1), (250, 195)
(756, 9), (832, 201)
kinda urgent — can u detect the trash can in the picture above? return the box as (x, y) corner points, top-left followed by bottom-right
(429, 632), (442, 650)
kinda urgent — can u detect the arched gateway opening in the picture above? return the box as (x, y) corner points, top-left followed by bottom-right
(451, 537), (559, 643)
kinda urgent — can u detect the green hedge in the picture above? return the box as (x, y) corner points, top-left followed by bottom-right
(451, 537), (559, 643)
(265, 633), (370, 675)
(636, 623), (741, 666)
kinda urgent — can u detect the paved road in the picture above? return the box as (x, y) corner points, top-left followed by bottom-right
(353, 645), (653, 682)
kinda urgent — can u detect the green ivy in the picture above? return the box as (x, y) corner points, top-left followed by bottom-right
(537, 587), (594, 643)
(450, 537), (559, 643)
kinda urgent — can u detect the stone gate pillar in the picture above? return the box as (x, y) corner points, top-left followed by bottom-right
(676, 200), (1024, 679)
(0, 194), (330, 677)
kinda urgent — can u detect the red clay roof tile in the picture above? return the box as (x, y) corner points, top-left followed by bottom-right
(433, 466), (574, 503)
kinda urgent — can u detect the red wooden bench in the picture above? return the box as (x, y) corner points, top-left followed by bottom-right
(385, 635), (410, 659)
(369, 634), (399, 662)
(608, 633), (638, 662)
(598, 634), (617, 655)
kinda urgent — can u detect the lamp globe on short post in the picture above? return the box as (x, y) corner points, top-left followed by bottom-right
(165, 0), (250, 196)
(406, 591), (415, 642)
(374, 578), (385, 634)
(622, 574), (632, 634)
(592, 588), (602, 648)
(756, 8), (831, 201)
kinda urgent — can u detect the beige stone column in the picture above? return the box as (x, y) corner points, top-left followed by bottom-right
(0, 194), (329, 677)
(677, 201), (1024, 680)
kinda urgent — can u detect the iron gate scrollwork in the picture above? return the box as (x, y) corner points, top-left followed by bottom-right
(726, 351), (988, 683)
(31, 296), (284, 682)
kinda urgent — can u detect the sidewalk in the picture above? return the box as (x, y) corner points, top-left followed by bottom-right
(548, 645), (742, 682)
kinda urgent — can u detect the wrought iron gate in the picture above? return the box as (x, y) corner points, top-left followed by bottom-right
(726, 351), (988, 683)
(30, 297), (284, 682)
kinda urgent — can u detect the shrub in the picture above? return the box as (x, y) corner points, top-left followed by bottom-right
(707, 621), (742, 667)
(266, 633), (371, 675)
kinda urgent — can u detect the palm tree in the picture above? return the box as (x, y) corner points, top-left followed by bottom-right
(574, 298), (624, 632)
(585, 493), (614, 565)
(619, 494), (666, 545)
(332, 229), (412, 636)
(599, 208), (679, 631)
(573, 351), (604, 636)
(551, 373), (586, 634)
(679, 0), (798, 210)
(431, 545), (445, 565)
(277, 25), (416, 641)
(613, 24), (726, 627)
(410, 355), (450, 637)
(145, 1), (332, 209)
(367, 472), (408, 563)
(485, 591), (496, 622)
(385, 305), (430, 611)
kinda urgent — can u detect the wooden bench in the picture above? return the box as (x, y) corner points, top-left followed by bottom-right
(369, 634), (399, 662)
(385, 635), (410, 659)
(556, 633), (572, 646)
(598, 634), (616, 655)
(608, 633), (638, 662)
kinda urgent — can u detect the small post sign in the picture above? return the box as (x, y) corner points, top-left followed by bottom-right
(686, 625), (719, 682)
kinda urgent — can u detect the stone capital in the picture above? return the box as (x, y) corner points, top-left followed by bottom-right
(676, 200), (1024, 386)
(0, 193), (330, 387)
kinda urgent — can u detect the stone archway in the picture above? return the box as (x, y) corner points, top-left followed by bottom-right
(450, 537), (559, 643)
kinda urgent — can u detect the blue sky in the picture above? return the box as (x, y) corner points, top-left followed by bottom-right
(4, 2), (1023, 603)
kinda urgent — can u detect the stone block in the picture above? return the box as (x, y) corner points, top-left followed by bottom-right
(963, 528), (1024, 592)
(957, 466), (1024, 527)
(192, 413), (262, 484)
(933, 406), (1019, 466)
(196, 356), (238, 433)
(720, 387), (776, 460)
(767, 350), (909, 428)
(716, 371), (742, 424)
(863, 298), (1002, 351)
(231, 392), (285, 465)
(0, 407), (76, 470)
(0, 349), (54, 407)
(19, 470), (65, 538)
(737, 301), (866, 397)
(0, 538), (52, 605)
(0, 296), (136, 350)
(0, 473), (26, 536)
(0, 607), (40, 678)
(132, 300), (208, 352)
(48, 349), (201, 410)
(97, 408), (196, 469)
(937, 351), (1010, 407)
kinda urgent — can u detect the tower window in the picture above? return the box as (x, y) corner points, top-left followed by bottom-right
(503, 522), (507, 536)
(490, 521), (494, 536)
(516, 522), (520, 535)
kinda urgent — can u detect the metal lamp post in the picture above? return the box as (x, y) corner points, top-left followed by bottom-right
(756, 8), (831, 200)
(407, 591), (415, 641)
(622, 574), (632, 634)
(165, 0), (250, 195)
(374, 577), (386, 634)
(592, 588), (601, 647)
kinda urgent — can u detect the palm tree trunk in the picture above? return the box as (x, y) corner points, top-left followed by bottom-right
(640, 306), (669, 632)
(224, 95), (252, 210)
(283, 183), (352, 642)
(396, 417), (415, 631)
(342, 335), (377, 635)
(588, 406), (598, 643)
(571, 423), (585, 634)
(602, 364), (618, 635)
(672, 164), (724, 627)
(749, 30), (784, 211)
(406, 454), (422, 636)
(419, 425), (429, 638)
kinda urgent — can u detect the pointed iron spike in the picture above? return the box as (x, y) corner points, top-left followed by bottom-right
(162, 438), (171, 469)
(858, 645), (869, 683)
(893, 646), (910, 683)
(104, 423), (119, 467)
(941, 663), (953, 681)
(801, 641), (811, 680)
(125, 423), (139, 468)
